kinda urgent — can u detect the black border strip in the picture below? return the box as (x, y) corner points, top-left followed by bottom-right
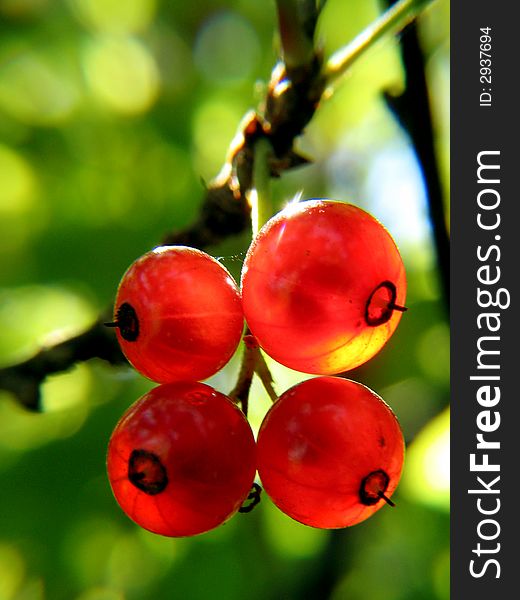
(451, 1), (516, 596)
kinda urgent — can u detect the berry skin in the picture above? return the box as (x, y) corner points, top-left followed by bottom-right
(256, 377), (405, 529)
(107, 382), (257, 537)
(109, 246), (244, 383)
(241, 200), (407, 375)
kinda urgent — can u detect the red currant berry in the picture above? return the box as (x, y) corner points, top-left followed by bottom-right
(108, 246), (244, 383)
(107, 382), (257, 537)
(241, 200), (407, 374)
(256, 376), (405, 528)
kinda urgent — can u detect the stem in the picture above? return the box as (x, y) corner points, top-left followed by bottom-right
(228, 332), (258, 415)
(230, 138), (278, 409)
(249, 137), (274, 236)
(228, 332), (278, 411)
(324, 0), (432, 83)
(378, 491), (396, 507)
(389, 303), (408, 312)
(276, 0), (315, 69)
(255, 352), (278, 403)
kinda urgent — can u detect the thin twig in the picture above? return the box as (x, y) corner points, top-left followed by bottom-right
(228, 333), (259, 416)
(254, 352), (278, 403)
(249, 137), (275, 236)
(228, 330), (278, 410)
(229, 135), (276, 407)
(325, 0), (432, 83)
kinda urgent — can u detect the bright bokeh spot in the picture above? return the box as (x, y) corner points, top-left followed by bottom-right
(82, 35), (159, 114)
(107, 532), (171, 592)
(245, 378), (274, 438)
(263, 500), (328, 559)
(417, 323), (450, 384)
(316, 0), (379, 60)
(0, 366), (90, 456)
(309, 42), (402, 152)
(192, 98), (244, 178)
(69, 0), (156, 34)
(41, 363), (92, 413)
(0, 543), (25, 600)
(63, 518), (123, 586)
(401, 407), (450, 511)
(136, 527), (184, 563)
(0, 47), (79, 125)
(432, 549), (450, 600)
(0, 144), (38, 215)
(194, 11), (260, 84)
(246, 357), (314, 438)
(0, 285), (97, 366)
(365, 142), (430, 246)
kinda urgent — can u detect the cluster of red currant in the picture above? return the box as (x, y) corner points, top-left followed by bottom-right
(106, 199), (407, 537)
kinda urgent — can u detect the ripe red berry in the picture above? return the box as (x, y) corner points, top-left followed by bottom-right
(107, 382), (257, 537)
(256, 377), (405, 528)
(108, 246), (244, 383)
(241, 200), (407, 374)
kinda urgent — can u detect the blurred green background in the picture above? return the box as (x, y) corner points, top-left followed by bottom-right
(0, 0), (449, 599)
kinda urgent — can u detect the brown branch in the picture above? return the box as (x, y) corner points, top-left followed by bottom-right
(2, 1), (439, 411)
(1, 1), (329, 410)
(161, 111), (261, 248)
(0, 316), (126, 410)
(161, 180), (251, 249)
